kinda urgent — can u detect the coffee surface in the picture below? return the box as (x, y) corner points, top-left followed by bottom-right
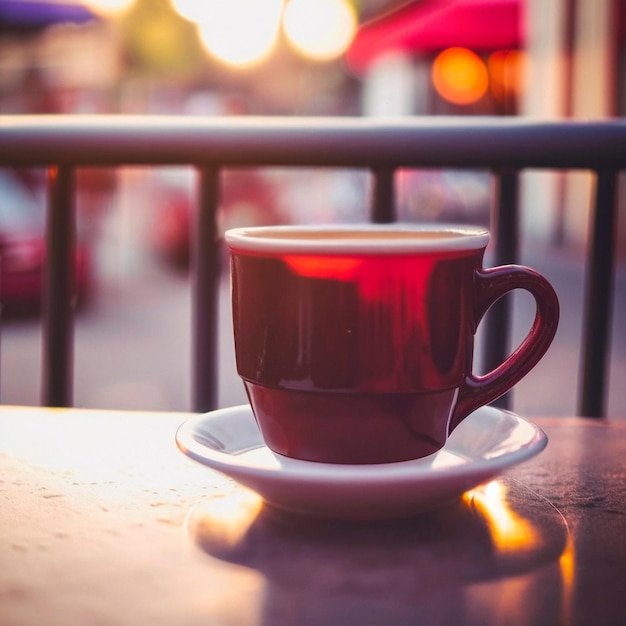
(241, 229), (470, 241)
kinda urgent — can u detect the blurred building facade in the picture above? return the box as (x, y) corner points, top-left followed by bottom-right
(348, 0), (625, 250)
(0, 0), (624, 251)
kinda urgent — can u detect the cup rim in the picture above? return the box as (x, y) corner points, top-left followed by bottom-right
(225, 223), (490, 254)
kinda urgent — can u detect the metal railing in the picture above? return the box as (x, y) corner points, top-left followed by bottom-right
(1, 115), (624, 416)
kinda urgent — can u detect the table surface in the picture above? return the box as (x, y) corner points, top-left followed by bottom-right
(1, 406), (625, 626)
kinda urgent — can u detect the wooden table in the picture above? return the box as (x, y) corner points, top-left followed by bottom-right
(1, 406), (625, 626)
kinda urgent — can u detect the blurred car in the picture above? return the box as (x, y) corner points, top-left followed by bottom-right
(396, 169), (491, 226)
(151, 169), (283, 272)
(0, 170), (91, 314)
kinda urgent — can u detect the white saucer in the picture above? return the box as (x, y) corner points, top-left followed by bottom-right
(176, 404), (547, 520)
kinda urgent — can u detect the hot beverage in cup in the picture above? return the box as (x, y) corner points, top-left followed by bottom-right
(225, 225), (559, 464)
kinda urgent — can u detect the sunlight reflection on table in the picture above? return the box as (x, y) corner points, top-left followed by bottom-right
(464, 480), (575, 626)
(187, 477), (573, 626)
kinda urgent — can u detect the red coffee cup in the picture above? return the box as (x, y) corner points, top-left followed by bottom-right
(225, 224), (559, 464)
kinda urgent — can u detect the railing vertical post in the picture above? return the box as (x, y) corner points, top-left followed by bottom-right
(192, 166), (220, 413)
(42, 165), (75, 407)
(483, 168), (519, 410)
(371, 167), (396, 223)
(580, 170), (617, 417)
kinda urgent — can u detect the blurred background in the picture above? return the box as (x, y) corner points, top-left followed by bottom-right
(1, 0), (625, 417)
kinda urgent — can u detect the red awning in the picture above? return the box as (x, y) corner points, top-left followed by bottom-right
(346, 0), (524, 73)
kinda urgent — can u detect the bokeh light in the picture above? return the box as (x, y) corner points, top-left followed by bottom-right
(82, 0), (136, 18)
(193, 0), (284, 68)
(169, 0), (198, 23)
(283, 0), (357, 62)
(432, 47), (489, 105)
(488, 49), (526, 102)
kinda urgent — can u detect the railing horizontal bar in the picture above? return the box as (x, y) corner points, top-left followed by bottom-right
(2, 116), (626, 169)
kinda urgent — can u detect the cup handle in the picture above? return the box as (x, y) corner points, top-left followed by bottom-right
(449, 265), (560, 430)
